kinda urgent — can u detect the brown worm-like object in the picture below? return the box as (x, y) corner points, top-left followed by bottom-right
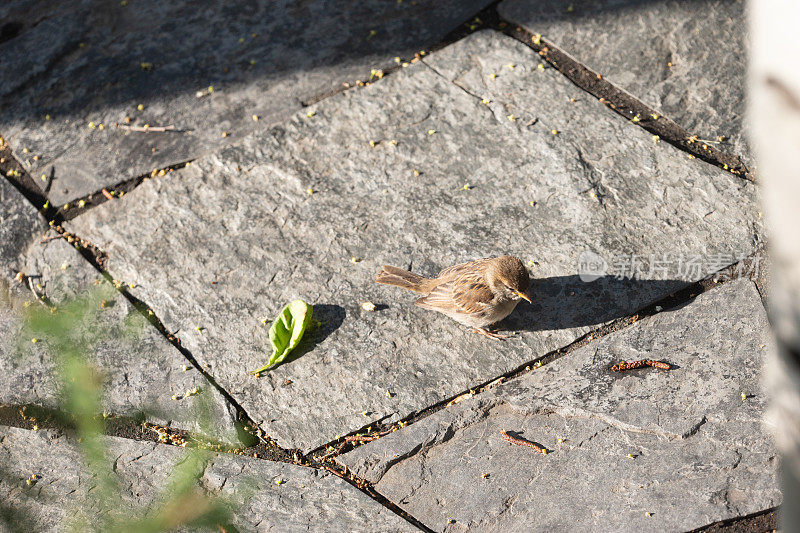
(611, 359), (672, 372)
(500, 430), (547, 454)
(344, 435), (376, 443)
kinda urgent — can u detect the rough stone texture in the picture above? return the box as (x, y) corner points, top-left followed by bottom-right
(499, 0), (752, 165)
(0, 179), (239, 442)
(0, 0), (490, 204)
(340, 280), (780, 532)
(0, 425), (414, 532)
(68, 31), (762, 452)
(0, 175), (44, 283)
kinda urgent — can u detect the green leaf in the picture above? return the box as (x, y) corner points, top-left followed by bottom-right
(250, 299), (312, 375)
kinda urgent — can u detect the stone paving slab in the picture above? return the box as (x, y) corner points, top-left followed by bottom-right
(67, 30), (762, 452)
(499, 0), (751, 165)
(340, 280), (780, 532)
(0, 0), (490, 205)
(0, 425), (414, 532)
(0, 173), (45, 285)
(0, 178), (239, 442)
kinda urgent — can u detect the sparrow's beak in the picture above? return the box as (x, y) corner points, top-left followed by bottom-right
(515, 290), (532, 303)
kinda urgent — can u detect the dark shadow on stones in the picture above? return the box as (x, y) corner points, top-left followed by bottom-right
(0, 1), (498, 128)
(0, 0), (707, 206)
(0, 0), (691, 133)
(503, 0), (695, 24)
(502, 275), (689, 333)
(0, 22), (23, 45)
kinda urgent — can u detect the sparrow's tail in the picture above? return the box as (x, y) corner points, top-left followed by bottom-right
(375, 265), (431, 293)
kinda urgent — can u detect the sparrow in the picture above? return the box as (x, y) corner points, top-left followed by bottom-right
(375, 255), (531, 340)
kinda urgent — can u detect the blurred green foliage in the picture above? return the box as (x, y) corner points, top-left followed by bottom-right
(1, 284), (243, 532)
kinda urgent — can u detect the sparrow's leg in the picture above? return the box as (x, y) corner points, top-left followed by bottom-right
(472, 327), (509, 340)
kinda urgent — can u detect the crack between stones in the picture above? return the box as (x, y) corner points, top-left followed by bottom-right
(315, 247), (766, 463)
(0, 398), (433, 531)
(299, 1), (501, 108)
(0, 141), (768, 533)
(0, 3), (763, 527)
(53, 161), (194, 222)
(686, 506), (778, 532)
(1, 0), (752, 230)
(490, 19), (753, 181)
(1, 3), (500, 227)
(2, 131), (433, 533)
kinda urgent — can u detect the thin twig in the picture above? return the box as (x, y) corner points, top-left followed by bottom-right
(26, 277), (49, 308)
(115, 123), (176, 133)
(315, 441), (346, 462)
(40, 234), (66, 244)
(344, 435), (376, 443)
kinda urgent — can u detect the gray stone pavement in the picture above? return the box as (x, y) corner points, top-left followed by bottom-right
(0, 0), (490, 205)
(499, 0), (751, 165)
(0, 425), (414, 532)
(67, 30), (761, 452)
(0, 172), (240, 442)
(0, 169), (44, 284)
(0, 1), (776, 531)
(340, 280), (780, 531)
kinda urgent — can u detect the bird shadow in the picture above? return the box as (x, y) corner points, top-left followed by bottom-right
(502, 275), (690, 333)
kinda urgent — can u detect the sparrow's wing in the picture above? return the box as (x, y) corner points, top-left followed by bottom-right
(437, 258), (490, 279)
(415, 271), (494, 316)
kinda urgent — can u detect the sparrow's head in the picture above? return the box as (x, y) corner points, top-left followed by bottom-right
(487, 255), (531, 303)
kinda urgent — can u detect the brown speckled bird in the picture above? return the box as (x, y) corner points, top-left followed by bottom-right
(375, 255), (531, 340)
